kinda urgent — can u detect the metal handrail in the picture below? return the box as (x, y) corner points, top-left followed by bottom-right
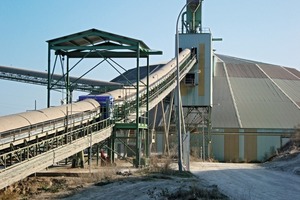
(0, 118), (113, 169)
(0, 108), (99, 147)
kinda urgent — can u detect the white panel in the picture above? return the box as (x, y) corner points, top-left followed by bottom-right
(257, 136), (281, 161)
(179, 33), (212, 106)
(211, 134), (224, 161)
(156, 134), (164, 154)
(239, 134), (245, 160)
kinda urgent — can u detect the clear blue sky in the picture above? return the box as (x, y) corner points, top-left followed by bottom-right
(0, 0), (299, 116)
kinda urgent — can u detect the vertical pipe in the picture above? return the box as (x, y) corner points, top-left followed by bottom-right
(176, 0), (195, 172)
(176, 4), (190, 172)
(208, 106), (212, 159)
(200, 1), (203, 32)
(202, 110), (205, 160)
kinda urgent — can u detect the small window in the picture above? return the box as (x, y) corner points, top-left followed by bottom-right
(185, 73), (195, 85)
(191, 47), (197, 56)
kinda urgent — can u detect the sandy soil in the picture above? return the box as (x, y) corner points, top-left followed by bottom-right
(2, 160), (226, 200)
(61, 174), (207, 200)
(2, 148), (299, 200)
(57, 151), (300, 200)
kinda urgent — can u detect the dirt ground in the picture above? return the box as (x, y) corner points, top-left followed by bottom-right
(1, 144), (299, 200)
(0, 159), (228, 200)
(190, 146), (300, 200)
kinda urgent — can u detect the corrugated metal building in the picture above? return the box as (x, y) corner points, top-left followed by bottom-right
(112, 54), (300, 162)
(211, 54), (300, 162)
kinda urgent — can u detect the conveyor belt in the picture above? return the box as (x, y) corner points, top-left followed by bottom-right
(0, 51), (196, 189)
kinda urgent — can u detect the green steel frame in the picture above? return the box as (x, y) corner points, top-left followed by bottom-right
(47, 29), (162, 167)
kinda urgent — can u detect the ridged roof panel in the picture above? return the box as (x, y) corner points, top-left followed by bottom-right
(225, 63), (267, 78)
(273, 79), (300, 107)
(217, 54), (267, 78)
(229, 78), (300, 128)
(259, 64), (299, 80)
(284, 67), (300, 79)
(214, 54), (300, 129)
(212, 62), (240, 128)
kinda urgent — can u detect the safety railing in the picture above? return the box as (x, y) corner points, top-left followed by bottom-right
(0, 118), (113, 169)
(0, 108), (100, 149)
(0, 50), (196, 172)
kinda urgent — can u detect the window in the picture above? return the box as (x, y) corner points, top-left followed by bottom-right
(185, 73), (195, 85)
(191, 47), (197, 57)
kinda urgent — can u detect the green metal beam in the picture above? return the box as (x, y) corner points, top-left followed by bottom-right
(46, 29), (162, 169)
(64, 51), (162, 58)
(51, 45), (137, 51)
(114, 123), (148, 129)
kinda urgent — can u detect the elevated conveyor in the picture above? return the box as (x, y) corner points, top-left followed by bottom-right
(0, 65), (123, 93)
(0, 49), (196, 189)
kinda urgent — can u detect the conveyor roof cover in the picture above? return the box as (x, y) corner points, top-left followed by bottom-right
(47, 29), (162, 57)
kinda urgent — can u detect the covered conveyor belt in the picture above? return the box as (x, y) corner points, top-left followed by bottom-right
(0, 49), (196, 189)
(0, 65), (123, 92)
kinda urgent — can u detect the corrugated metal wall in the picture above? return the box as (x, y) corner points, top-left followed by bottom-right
(224, 134), (239, 162)
(244, 135), (257, 162)
(155, 131), (287, 162)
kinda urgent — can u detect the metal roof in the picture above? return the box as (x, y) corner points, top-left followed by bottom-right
(273, 79), (300, 107)
(112, 54), (300, 130)
(259, 63), (299, 80)
(47, 29), (162, 58)
(213, 54), (300, 129)
(284, 67), (300, 79)
(212, 61), (240, 128)
(60, 51), (299, 130)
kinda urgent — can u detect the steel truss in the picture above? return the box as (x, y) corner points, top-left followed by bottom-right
(0, 118), (113, 169)
(182, 106), (212, 160)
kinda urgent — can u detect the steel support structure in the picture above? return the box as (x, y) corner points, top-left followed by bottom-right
(47, 29), (162, 168)
(182, 106), (211, 159)
(114, 53), (150, 168)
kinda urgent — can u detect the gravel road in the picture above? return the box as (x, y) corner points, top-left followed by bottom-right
(190, 162), (300, 200)
(61, 175), (205, 200)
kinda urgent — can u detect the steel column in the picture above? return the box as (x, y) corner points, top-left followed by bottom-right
(47, 45), (51, 107)
(146, 56), (150, 158)
(66, 56), (70, 103)
(135, 43), (141, 167)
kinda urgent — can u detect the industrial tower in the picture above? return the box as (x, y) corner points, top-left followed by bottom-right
(179, 0), (213, 160)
